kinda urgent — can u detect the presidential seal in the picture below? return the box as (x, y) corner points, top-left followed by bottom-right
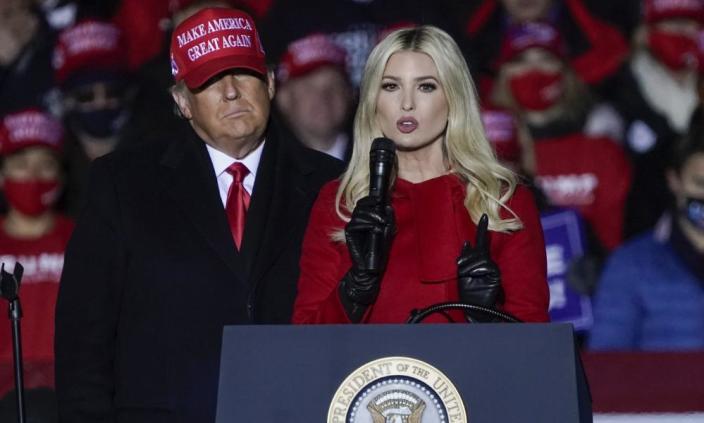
(328, 356), (467, 423)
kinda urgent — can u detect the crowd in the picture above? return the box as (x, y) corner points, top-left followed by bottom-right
(1, 0), (703, 418)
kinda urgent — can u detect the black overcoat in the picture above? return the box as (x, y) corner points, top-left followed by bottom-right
(55, 121), (343, 423)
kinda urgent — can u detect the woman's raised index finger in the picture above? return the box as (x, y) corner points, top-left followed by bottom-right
(475, 213), (489, 252)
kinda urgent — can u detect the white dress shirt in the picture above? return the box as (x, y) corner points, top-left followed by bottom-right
(206, 141), (265, 208)
(321, 133), (349, 161)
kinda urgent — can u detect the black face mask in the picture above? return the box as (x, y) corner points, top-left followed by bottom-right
(683, 196), (704, 231)
(69, 107), (129, 139)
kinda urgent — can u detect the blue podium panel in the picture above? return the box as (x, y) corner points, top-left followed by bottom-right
(216, 324), (591, 422)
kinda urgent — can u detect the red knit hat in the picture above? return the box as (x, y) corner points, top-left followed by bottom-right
(277, 33), (347, 84)
(643, 0), (704, 24)
(53, 19), (128, 87)
(481, 107), (521, 166)
(496, 21), (568, 66)
(170, 7), (266, 89)
(0, 109), (64, 156)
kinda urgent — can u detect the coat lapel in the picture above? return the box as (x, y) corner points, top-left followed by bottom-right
(158, 130), (244, 280)
(243, 126), (315, 286)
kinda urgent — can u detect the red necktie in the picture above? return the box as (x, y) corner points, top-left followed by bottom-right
(225, 162), (250, 250)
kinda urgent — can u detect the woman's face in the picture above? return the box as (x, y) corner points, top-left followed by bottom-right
(375, 51), (449, 154)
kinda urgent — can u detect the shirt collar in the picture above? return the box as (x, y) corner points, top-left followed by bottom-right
(206, 140), (266, 177)
(322, 133), (349, 161)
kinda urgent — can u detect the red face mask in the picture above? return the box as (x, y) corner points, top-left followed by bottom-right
(509, 70), (564, 111)
(648, 30), (699, 71)
(3, 179), (60, 216)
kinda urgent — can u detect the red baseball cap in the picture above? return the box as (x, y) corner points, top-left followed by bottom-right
(277, 33), (347, 84)
(481, 107), (521, 166)
(496, 21), (567, 66)
(643, 0), (704, 24)
(170, 7), (267, 89)
(53, 19), (128, 87)
(0, 109), (64, 156)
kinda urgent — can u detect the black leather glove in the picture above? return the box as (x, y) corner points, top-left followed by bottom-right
(457, 214), (502, 322)
(339, 196), (395, 322)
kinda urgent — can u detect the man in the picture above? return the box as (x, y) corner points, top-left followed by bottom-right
(54, 7), (342, 423)
(275, 33), (354, 161)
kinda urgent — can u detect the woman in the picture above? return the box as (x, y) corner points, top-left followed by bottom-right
(292, 26), (549, 324)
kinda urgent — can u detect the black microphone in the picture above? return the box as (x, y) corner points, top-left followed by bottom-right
(366, 138), (396, 272)
(369, 137), (396, 203)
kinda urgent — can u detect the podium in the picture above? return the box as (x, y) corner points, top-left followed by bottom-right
(215, 324), (591, 422)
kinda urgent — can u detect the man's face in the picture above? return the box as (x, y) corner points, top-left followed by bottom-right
(276, 66), (352, 143)
(173, 69), (275, 159)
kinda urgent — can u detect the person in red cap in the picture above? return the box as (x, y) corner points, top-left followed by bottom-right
(0, 108), (74, 398)
(54, 6), (342, 423)
(605, 0), (704, 238)
(490, 21), (633, 252)
(275, 33), (354, 161)
(462, 0), (629, 96)
(53, 18), (143, 216)
(54, 19), (137, 161)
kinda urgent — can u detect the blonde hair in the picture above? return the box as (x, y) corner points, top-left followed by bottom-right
(335, 25), (522, 238)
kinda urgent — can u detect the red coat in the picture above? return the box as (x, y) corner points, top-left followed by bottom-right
(292, 174), (549, 324)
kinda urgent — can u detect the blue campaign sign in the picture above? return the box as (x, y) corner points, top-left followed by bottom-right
(540, 209), (593, 331)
